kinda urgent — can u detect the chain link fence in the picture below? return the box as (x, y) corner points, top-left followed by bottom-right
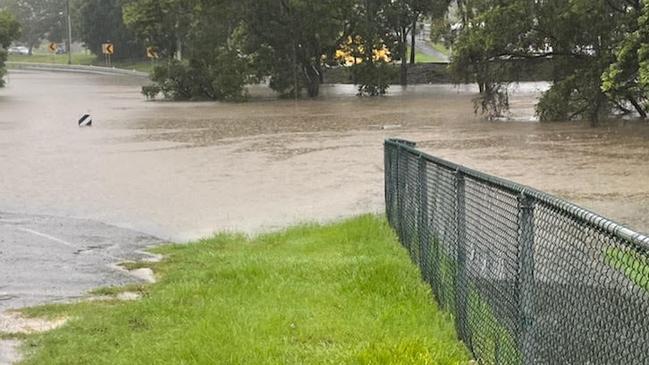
(384, 139), (649, 364)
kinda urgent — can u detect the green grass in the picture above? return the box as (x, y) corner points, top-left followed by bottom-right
(7, 53), (154, 73)
(431, 43), (450, 56)
(8, 53), (96, 65)
(466, 288), (519, 364)
(406, 47), (443, 63)
(604, 247), (649, 291)
(18, 215), (470, 365)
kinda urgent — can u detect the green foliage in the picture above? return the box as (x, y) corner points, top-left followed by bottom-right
(0, 7), (20, 47)
(140, 84), (160, 99)
(346, 0), (402, 96)
(602, 0), (649, 118)
(149, 48), (250, 101)
(124, 0), (451, 100)
(0, 47), (6, 87)
(19, 216), (470, 364)
(451, 0), (641, 123)
(77, 0), (143, 59)
(467, 287), (520, 364)
(122, 0), (193, 59)
(0, 0), (66, 50)
(0, 9), (19, 87)
(243, 0), (352, 98)
(384, 0), (450, 85)
(126, 0), (251, 101)
(351, 61), (394, 96)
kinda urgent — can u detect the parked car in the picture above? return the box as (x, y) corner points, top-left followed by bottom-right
(7, 46), (30, 55)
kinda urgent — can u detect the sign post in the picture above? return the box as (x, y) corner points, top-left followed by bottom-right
(146, 47), (159, 69)
(48, 43), (58, 63)
(102, 43), (114, 66)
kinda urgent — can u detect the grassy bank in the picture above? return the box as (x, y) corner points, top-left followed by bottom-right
(16, 215), (469, 364)
(7, 53), (153, 73)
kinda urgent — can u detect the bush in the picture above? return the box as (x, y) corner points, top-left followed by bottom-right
(147, 48), (249, 101)
(141, 85), (161, 100)
(0, 48), (7, 88)
(351, 62), (395, 96)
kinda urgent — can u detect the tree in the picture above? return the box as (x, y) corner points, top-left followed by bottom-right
(243, 0), (352, 98)
(385, 0), (449, 85)
(0, 0), (65, 53)
(133, 0), (252, 101)
(122, 0), (195, 60)
(451, 0), (645, 123)
(77, 0), (143, 60)
(602, 0), (649, 119)
(0, 9), (20, 87)
(347, 0), (396, 95)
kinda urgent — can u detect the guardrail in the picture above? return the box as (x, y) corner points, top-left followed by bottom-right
(6, 62), (148, 78)
(384, 139), (649, 364)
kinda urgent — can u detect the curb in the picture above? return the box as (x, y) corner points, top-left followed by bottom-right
(6, 62), (149, 78)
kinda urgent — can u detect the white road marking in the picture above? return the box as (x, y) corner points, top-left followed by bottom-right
(16, 228), (77, 248)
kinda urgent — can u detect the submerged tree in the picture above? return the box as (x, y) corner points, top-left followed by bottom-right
(0, 9), (20, 87)
(128, 0), (252, 101)
(385, 0), (449, 85)
(243, 0), (352, 98)
(602, 0), (649, 119)
(348, 0), (395, 95)
(451, 0), (644, 123)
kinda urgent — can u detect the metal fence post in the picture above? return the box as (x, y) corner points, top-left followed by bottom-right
(385, 143), (390, 223)
(396, 144), (404, 243)
(455, 169), (470, 344)
(517, 192), (535, 364)
(418, 155), (429, 279)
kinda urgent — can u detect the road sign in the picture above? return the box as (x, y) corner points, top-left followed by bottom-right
(146, 47), (159, 59)
(102, 43), (114, 55)
(48, 43), (58, 53)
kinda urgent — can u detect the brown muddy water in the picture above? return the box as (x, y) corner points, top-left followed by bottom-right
(0, 70), (648, 241)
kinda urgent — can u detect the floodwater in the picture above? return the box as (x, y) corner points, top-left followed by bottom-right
(0, 70), (648, 242)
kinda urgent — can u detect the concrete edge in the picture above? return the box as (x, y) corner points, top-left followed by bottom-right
(6, 62), (149, 78)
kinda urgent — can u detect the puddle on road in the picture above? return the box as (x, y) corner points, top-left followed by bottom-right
(0, 70), (647, 241)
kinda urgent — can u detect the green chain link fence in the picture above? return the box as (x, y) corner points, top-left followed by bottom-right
(384, 139), (649, 364)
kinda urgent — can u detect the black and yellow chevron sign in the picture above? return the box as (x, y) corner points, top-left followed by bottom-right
(146, 47), (159, 59)
(48, 42), (58, 53)
(102, 43), (114, 55)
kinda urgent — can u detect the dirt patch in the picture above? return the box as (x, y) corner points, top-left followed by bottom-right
(0, 312), (67, 364)
(0, 312), (66, 335)
(116, 292), (141, 301)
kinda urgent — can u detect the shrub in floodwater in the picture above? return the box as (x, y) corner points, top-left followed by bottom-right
(351, 61), (395, 96)
(144, 48), (250, 101)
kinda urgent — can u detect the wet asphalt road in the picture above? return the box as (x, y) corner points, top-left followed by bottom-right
(0, 211), (161, 312)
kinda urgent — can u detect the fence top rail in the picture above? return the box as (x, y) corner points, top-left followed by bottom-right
(385, 138), (649, 251)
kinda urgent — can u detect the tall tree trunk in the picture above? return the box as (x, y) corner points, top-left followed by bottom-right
(410, 17), (418, 65)
(399, 29), (408, 86)
(589, 90), (606, 127)
(305, 64), (320, 97)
